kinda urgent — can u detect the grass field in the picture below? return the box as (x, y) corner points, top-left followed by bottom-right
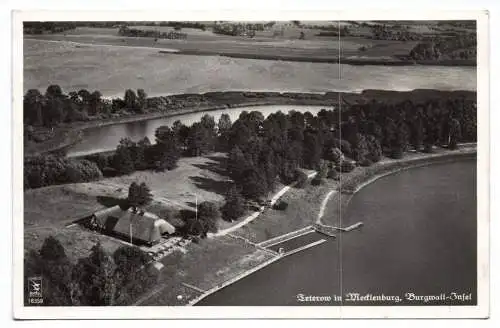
(232, 173), (339, 243)
(24, 38), (343, 98)
(23, 185), (123, 260)
(139, 236), (273, 305)
(24, 153), (234, 259)
(24, 37), (474, 99)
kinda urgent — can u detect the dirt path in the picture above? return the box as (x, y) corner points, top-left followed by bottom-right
(316, 190), (337, 224)
(210, 172), (318, 238)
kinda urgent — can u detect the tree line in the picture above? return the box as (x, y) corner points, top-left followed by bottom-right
(24, 22), (77, 35)
(84, 113), (224, 178)
(25, 236), (157, 306)
(220, 94), (475, 209)
(212, 22), (266, 37)
(24, 156), (102, 189)
(23, 21), (209, 35)
(118, 26), (187, 40)
(24, 86), (149, 131)
(23, 86), (338, 133)
(25, 93), (476, 199)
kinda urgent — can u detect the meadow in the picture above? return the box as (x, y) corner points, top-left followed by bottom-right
(24, 38), (343, 98)
(24, 37), (475, 99)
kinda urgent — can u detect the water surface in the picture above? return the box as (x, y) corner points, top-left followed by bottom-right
(198, 160), (477, 306)
(67, 105), (333, 157)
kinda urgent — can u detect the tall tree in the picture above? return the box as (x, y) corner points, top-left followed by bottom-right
(302, 131), (322, 170)
(187, 122), (213, 156)
(154, 126), (180, 170)
(172, 120), (189, 148)
(73, 243), (116, 306)
(448, 118), (462, 150)
(239, 168), (268, 201)
(221, 187), (245, 222)
(351, 133), (370, 162)
(43, 85), (65, 126)
(24, 89), (44, 126)
(127, 182), (152, 210)
(217, 113), (232, 149)
(136, 89), (147, 112)
(88, 91), (102, 116)
(28, 236), (74, 305)
(124, 89), (137, 109)
(113, 138), (135, 175)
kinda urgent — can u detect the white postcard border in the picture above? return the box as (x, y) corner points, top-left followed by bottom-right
(12, 9), (489, 319)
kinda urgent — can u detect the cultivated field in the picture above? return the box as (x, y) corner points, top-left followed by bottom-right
(24, 38), (342, 98)
(24, 37), (475, 99)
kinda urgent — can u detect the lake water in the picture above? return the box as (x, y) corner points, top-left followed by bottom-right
(67, 105), (333, 157)
(197, 160), (477, 306)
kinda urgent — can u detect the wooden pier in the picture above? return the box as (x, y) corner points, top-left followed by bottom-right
(312, 224), (337, 237)
(313, 221), (363, 235)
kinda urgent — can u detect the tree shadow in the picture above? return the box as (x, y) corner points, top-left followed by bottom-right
(189, 176), (232, 197)
(185, 201), (197, 208)
(96, 195), (128, 209)
(191, 154), (229, 177)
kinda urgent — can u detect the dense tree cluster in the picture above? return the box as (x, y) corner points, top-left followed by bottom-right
(212, 22), (265, 37)
(369, 24), (422, 41)
(409, 34), (477, 61)
(25, 91), (476, 194)
(25, 236), (156, 306)
(83, 114), (220, 179)
(87, 134), (180, 177)
(24, 22), (77, 34)
(182, 201), (220, 237)
(23, 21), (210, 35)
(315, 28), (350, 37)
(24, 86), (150, 129)
(24, 155), (102, 189)
(148, 21), (207, 30)
(118, 26), (187, 40)
(223, 94), (475, 202)
(339, 96), (475, 158)
(224, 109), (340, 202)
(220, 187), (245, 222)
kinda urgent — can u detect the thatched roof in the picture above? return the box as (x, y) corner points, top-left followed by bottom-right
(93, 205), (176, 245)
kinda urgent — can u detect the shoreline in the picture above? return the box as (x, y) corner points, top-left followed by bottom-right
(320, 145), (477, 228)
(25, 95), (341, 156)
(185, 145), (476, 306)
(25, 89), (476, 157)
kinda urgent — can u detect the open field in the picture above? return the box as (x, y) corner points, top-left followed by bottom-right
(66, 153), (230, 209)
(23, 185), (124, 260)
(24, 38), (475, 98)
(24, 38), (341, 98)
(24, 153), (232, 259)
(340, 37), (418, 58)
(139, 236), (274, 305)
(24, 20), (476, 72)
